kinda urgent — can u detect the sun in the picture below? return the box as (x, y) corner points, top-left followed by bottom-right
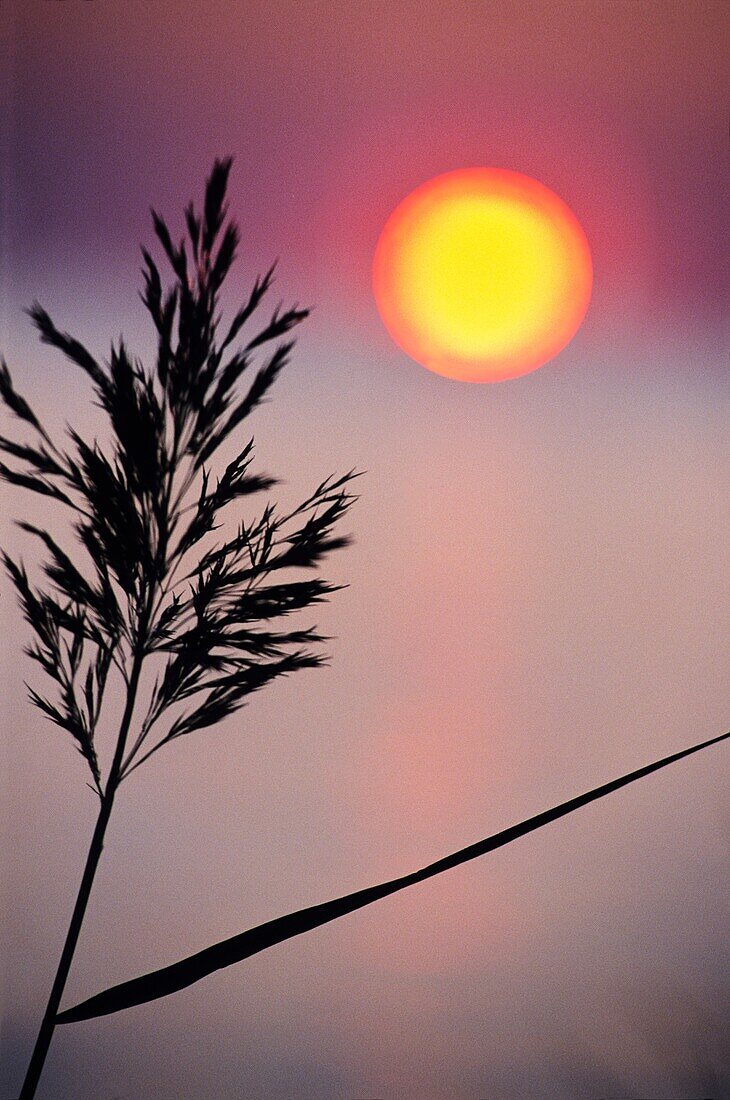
(373, 168), (592, 383)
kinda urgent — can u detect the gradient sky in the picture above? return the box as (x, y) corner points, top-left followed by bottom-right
(1, 2), (728, 1098)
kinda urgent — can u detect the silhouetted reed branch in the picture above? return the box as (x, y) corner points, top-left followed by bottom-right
(2, 159), (357, 1099)
(3, 158), (727, 1097)
(55, 727), (729, 1024)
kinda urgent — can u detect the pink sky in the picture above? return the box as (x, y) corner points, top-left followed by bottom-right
(2, 2), (728, 1097)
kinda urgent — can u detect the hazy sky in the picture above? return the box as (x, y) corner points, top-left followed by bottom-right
(1, 2), (728, 1098)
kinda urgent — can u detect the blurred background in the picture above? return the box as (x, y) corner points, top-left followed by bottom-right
(1, 2), (728, 1097)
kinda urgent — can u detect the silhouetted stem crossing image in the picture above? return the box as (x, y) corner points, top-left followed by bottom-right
(2, 163), (727, 1099)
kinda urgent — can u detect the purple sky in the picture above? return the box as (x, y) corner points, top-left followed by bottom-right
(2, 2), (728, 1097)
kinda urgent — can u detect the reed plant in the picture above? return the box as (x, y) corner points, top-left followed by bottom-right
(3, 159), (356, 1096)
(3, 160), (726, 1099)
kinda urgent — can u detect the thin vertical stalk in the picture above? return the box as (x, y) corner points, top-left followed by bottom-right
(19, 643), (146, 1100)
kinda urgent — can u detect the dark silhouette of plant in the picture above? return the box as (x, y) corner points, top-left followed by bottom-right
(54, 727), (730, 1026)
(3, 160), (728, 1099)
(2, 159), (357, 1098)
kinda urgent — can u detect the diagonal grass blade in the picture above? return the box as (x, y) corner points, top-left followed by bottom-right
(57, 728), (728, 1025)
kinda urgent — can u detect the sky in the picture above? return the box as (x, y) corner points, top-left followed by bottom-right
(1, 1), (728, 1097)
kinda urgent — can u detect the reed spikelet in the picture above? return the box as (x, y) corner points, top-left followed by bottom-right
(3, 159), (356, 1098)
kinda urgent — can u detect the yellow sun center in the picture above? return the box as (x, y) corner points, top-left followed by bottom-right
(373, 168), (593, 383)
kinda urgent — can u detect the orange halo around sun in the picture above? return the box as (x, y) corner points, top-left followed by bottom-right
(373, 168), (593, 383)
